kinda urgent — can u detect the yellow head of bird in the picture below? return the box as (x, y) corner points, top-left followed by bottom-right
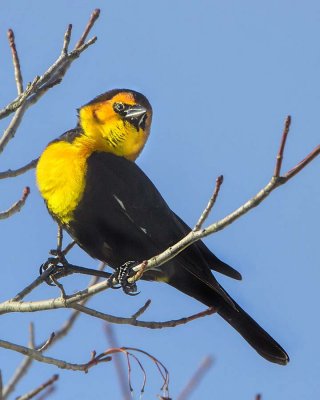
(78, 89), (152, 161)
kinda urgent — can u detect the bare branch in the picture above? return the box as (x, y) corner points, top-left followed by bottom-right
(48, 263), (106, 344)
(194, 175), (224, 231)
(0, 9), (100, 154)
(0, 339), (111, 372)
(3, 356), (32, 400)
(61, 24), (72, 55)
(10, 264), (56, 302)
(0, 158), (38, 179)
(3, 324), (35, 399)
(0, 77), (39, 120)
(71, 303), (216, 329)
(177, 356), (213, 400)
(16, 375), (58, 400)
(75, 9), (100, 49)
(3, 265), (105, 399)
(7, 29), (23, 95)
(0, 101), (29, 153)
(0, 186), (30, 220)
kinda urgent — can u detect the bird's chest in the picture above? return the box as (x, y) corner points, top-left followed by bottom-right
(36, 142), (89, 224)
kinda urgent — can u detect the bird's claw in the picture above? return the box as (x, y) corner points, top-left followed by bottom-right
(39, 250), (69, 286)
(108, 261), (140, 296)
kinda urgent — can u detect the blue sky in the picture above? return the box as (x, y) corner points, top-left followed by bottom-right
(0, 1), (319, 399)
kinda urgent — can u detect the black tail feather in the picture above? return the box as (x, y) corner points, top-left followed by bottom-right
(217, 300), (289, 365)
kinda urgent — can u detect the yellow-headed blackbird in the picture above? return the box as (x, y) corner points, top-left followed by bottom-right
(36, 89), (289, 365)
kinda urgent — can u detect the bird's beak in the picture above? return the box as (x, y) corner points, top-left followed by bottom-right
(124, 104), (147, 119)
(124, 105), (148, 130)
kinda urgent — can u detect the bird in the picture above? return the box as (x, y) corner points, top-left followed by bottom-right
(36, 88), (289, 365)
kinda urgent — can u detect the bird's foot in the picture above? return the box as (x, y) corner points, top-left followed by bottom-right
(39, 249), (69, 286)
(108, 261), (140, 296)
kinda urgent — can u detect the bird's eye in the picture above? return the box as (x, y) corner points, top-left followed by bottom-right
(113, 102), (126, 114)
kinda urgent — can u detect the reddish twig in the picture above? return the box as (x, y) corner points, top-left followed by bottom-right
(194, 175), (224, 230)
(0, 186), (30, 220)
(274, 115), (291, 177)
(7, 29), (23, 95)
(105, 325), (131, 400)
(284, 144), (320, 180)
(75, 9), (100, 49)
(93, 347), (169, 396)
(177, 356), (213, 400)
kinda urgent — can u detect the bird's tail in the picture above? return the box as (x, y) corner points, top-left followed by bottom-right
(217, 298), (289, 365)
(168, 270), (289, 365)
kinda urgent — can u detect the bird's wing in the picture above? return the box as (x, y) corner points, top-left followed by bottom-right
(72, 152), (234, 304)
(172, 213), (242, 280)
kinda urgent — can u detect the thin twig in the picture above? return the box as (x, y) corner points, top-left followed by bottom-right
(75, 9), (100, 49)
(284, 144), (320, 180)
(0, 158), (38, 179)
(47, 263), (105, 344)
(3, 264), (105, 399)
(61, 24), (72, 55)
(37, 333), (55, 353)
(194, 175), (224, 231)
(0, 9), (100, 154)
(3, 358), (32, 400)
(56, 225), (63, 253)
(10, 264), (56, 302)
(0, 186), (30, 220)
(124, 348), (169, 394)
(131, 299), (152, 319)
(28, 323), (35, 349)
(105, 325), (131, 400)
(177, 356), (213, 400)
(33, 386), (55, 400)
(7, 29), (23, 95)
(62, 240), (76, 256)
(3, 324), (36, 399)
(16, 375), (58, 400)
(274, 115), (291, 177)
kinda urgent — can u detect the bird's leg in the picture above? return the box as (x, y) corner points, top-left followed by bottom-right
(108, 261), (140, 296)
(40, 247), (111, 285)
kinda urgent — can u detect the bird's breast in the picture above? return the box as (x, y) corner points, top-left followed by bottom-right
(36, 141), (90, 224)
